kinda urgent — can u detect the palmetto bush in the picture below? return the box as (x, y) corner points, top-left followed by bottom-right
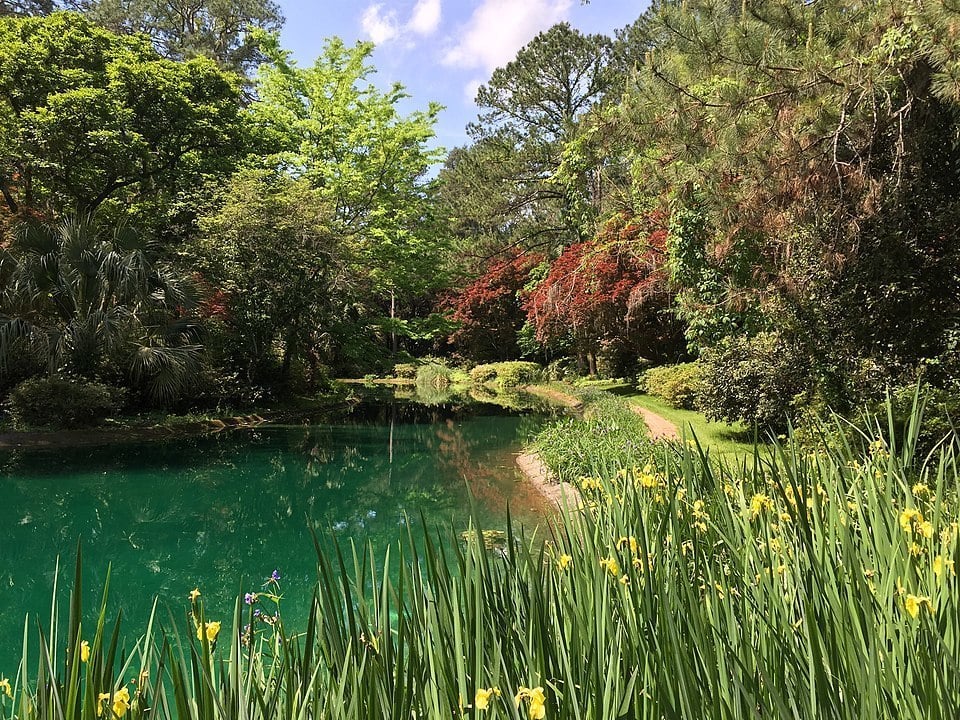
(0, 216), (202, 405)
(2, 403), (959, 719)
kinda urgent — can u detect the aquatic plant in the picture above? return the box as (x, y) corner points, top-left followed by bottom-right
(3, 404), (959, 718)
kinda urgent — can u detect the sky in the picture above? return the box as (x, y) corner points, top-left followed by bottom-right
(278, 1), (647, 153)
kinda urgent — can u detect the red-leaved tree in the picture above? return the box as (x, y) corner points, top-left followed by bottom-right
(446, 251), (544, 361)
(525, 212), (683, 375)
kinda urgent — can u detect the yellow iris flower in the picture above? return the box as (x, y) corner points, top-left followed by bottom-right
(515, 686), (546, 719)
(474, 687), (500, 710)
(97, 688), (130, 718)
(904, 594), (933, 619)
(80, 640), (90, 663)
(0, 678), (11, 699)
(197, 621), (221, 642)
(599, 556), (620, 577)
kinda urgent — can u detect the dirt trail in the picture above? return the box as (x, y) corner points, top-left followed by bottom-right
(522, 385), (583, 410)
(631, 405), (680, 441)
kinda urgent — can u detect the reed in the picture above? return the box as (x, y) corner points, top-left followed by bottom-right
(3, 401), (958, 719)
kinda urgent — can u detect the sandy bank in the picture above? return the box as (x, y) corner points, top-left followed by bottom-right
(516, 451), (581, 509)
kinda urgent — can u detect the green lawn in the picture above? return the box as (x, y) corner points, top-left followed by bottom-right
(625, 392), (761, 459)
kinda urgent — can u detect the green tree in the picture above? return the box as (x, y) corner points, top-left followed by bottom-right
(613, 0), (960, 420)
(66, 0), (283, 76)
(194, 169), (339, 387)
(0, 12), (246, 220)
(441, 22), (615, 263)
(0, 0), (52, 15)
(0, 215), (202, 403)
(249, 37), (448, 365)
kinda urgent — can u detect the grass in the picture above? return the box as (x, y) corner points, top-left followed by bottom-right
(3, 401), (959, 719)
(626, 392), (759, 458)
(532, 386), (656, 482)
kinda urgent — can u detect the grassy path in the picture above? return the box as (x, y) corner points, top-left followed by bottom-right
(630, 404), (680, 440)
(625, 393), (758, 458)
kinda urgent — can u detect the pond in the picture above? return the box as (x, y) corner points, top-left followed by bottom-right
(0, 393), (554, 670)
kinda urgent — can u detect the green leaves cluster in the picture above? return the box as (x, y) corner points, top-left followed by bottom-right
(440, 23), (616, 266)
(0, 12), (449, 409)
(568, 0), (960, 423)
(190, 38), (448, 382)
(0, 11), (246, 218)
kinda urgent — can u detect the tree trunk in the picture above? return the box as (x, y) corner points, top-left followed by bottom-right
(390, 289), (398, 353)
(280, 332), (295, 385)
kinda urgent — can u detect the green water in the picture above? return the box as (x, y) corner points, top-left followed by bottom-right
(0, 398), (549, 669)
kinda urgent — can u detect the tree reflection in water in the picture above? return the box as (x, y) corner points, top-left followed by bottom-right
(0, 395), (551, 669)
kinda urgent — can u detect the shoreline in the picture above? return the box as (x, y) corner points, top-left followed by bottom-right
(515, 451), (581, 509)
(0, 401), (354, 450)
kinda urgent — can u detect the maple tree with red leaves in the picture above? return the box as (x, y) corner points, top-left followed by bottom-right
(446, 251), (544, 361)
(525, 212), (683, 375)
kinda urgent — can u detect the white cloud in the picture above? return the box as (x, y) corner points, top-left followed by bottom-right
(463, 78), (483, 104)
(442, 0), (573, 72)
(361, 4), (400, 45)
(408, 0), (441, 36)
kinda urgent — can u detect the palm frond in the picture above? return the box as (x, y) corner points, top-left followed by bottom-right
(129, 343), (204, 405)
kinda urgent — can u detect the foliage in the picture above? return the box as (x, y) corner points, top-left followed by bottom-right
(525, 211), (681, 376)
(0, 215), (202, 404)
(392, 363), (417, 380)
(252, 37), (445, 299)
(415, 361), (457, 391)
(246, 36), (448, 368)
(67, 0), (284, 75)
(0, 0), (52, 14)
(468, 361), (542, 389)
(872, 382), (960, 459)
(439, 23), (615, 263)
(698, 332), (807, 431)
(193, 169), (337, 388)
(640, 362), (703, 410)
(13, 402), (958, 718)
(445, 251), (542, 362)
(533, 386), (654, 481)
(7, 374), (120, 427)
(0, 12), (245, 217)
(615, 0), (960, 412)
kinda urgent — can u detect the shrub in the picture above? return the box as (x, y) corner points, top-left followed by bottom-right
(885, 382), (960, 457)
(497, 361), (542, 387)
(546, 357), (578, 381)
(698, 332), (805, 430)
(469, 364), (499, 384)
(7, 375), (122, 428)
(392, 363), (418, 380)
(416, 362), (454, 389)
(469, 361), (542, 388)
(641, 362), (703, 409)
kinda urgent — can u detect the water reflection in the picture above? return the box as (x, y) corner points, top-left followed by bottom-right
(0, 397), (550, 668)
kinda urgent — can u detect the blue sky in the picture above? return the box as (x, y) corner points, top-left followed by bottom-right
(278, 1), (647, 152)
